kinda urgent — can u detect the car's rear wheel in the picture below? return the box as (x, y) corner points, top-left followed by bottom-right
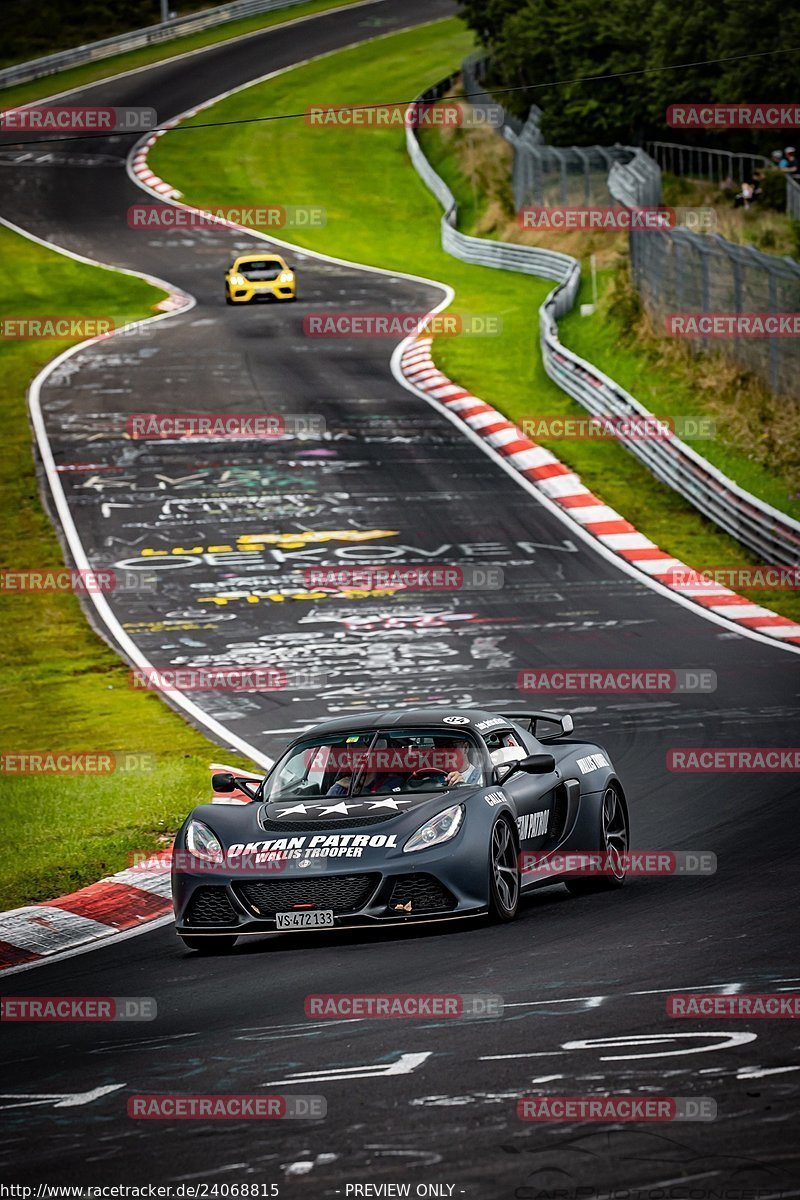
(180, 935), (237, 954)
(566, 783), (629, 896)
(489, 815), (520, 922)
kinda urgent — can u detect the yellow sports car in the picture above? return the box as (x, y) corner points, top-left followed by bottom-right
(224, 253), (296, 304)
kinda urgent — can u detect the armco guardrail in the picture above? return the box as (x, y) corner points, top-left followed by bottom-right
(408, 75), (574, 285)
(0, 0), (307, 89)
(406, 71), (800, 568)
(607, 150), (661, 209)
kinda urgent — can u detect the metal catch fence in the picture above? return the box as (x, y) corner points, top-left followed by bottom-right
(404, 69), (800, 567)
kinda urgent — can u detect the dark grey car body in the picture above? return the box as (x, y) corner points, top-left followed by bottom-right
(172, 707), (629, 944)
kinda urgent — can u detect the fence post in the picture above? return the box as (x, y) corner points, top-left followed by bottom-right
(768, 266), (780, 394)
(695, 235), (712, 357)
(730, 246), (743, 313)
(674, 236), (685, 314)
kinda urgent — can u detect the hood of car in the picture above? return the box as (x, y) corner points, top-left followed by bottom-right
(260, 789), (467, 826)
(187, 785), (487, 844)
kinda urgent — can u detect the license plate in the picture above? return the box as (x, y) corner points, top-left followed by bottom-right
(275, 909), (334, 930)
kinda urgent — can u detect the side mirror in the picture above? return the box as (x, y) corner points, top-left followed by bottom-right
(211, 772), (236, 793)
(496, 753), (556, 783)
(519, 753), (556, 773)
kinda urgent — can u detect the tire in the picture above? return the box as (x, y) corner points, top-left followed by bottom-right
(180, 935), (237, 954)
(566, 783), (629, 896)
(488, 815), (520, 922)
(225, 294), (233, 305)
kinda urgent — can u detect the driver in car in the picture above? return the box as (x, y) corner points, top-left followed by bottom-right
(438, 737), (482, 786)
(326, 735), (482, 794)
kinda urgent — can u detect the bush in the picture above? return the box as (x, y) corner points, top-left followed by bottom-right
(607, 257), (643, 334)
(758, 169), (788, 212)
(791, 220), (800, 262)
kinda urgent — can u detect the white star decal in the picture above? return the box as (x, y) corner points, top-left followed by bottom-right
(314, 801), (353, 815)
(367, 799), (402, 810)
(274, 803), (309, 816)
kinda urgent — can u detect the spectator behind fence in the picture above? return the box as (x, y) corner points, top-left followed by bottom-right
(735, 179), (756, 209)
(779, 147), (798, 175)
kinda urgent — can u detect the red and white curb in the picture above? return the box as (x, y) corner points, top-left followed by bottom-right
(130, 125), (184, 199)
(400, 336), (800, 647)
(131, 100), (236, 215)
(15, 35), (786, 973)
(0, 766), (264, 971)
(0, 855), (173, 971)
(128, 125), (194, 308)
(125, 74), (800, 656)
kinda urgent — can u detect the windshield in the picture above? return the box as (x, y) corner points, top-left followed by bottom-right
(236, 259), (283, 279)
(261, 728), (486, 802)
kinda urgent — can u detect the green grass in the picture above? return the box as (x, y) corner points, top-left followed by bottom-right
(0, 223), (250, 910)
(150, 16), (800, 625)
(0, 0), (365, 110)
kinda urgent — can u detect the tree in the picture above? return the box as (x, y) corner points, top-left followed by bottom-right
(458, 0), (800, 150)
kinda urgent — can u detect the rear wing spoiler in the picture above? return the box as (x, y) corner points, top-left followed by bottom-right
(500, 711), (574, 741)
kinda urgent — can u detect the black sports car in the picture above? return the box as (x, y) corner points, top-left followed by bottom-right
(172, 707), (630, 952)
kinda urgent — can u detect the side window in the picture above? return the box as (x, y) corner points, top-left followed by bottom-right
(305, 745), (331, 789)
(485, 730), (524, 768)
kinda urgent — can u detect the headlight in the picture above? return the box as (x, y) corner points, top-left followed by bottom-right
(229, 274), (245, 285)
(185, 819), (223, 863)
(403, 804), (464, 854)
(278, 271), (293, 283)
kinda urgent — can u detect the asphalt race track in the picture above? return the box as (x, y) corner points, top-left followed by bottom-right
(1, 0), (799, 1192)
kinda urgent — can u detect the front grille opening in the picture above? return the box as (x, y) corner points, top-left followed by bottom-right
(235, 873), (380, 917)
(185, 887), (239, 927)
(387, 874), (457, 915)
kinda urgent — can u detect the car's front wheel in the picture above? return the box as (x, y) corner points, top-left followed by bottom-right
(489, 815), (520, 922)
(180, 935), (237, 954)
(566, 783), (629, 896)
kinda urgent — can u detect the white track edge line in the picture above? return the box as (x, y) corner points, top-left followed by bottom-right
(1, 913), (176, 977)
(6, 12), (797, 976)
(6, 0), (388, 107)
(0, 212), (276, 768)
(390, 341), (800, 657)
(128, 28), (800, 660)
(0, 11), (458, 973)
